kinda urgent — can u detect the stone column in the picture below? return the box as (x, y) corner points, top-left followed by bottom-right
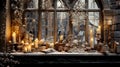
(53, 0), (57, 44)
(69, 11), (73, 35)
(38, 0), (42, 40)
(85, 0), (89, 43)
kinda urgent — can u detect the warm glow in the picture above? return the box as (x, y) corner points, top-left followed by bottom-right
(34, 38), (39, 48)
(6, 1), (11, 43)
(31, 43), (34, 46)
(108, 20), (112, 25)
(90, 37), (94, 48)
(97, 25), (101, 34)
(90, 28), (94, 48)
(21, 40), (24, 44)
(39, 39), (45, 45)
(32, 19), (36, 22)
(27, 45), (32, 52)
(35, 38), (39, 42)
(12, 32), (16, 37)
(98, 26), (101, 30)
(90, 29), (93, 33)
(60, 35), (64, 41)
(91, 38), (94, 42)
(9, 41), (12, 43)
(24, 46), (28, 52)
(25, 42), (29, 45)
(12, 32), (16, 43)
(50, 43), (54, 48)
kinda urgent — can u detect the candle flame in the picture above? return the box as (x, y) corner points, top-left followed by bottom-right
(12, 32), (16, 37)
(21, 40), (24, 44)
(98, 26), (101, 30)
(91, 38), (93, 42)
(35, 38), (39, 42)
(31, 43), (34, 46)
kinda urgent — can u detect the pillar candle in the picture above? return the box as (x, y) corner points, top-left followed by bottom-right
(90, 37), (94, 48)
(34, 38), (39, 48)
(24, 46), (28, 52)
(97, 26), (101, 34)
(50, 43), (54, 48)
(27, 45), (31, 52)
(12, 32), (16, 44)
(21, 40), (24, 45)
(60, 35), (64, 41)
(90, 29), (94, 48)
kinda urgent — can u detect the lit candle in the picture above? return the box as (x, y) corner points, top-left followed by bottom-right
(12, 32), (16, 44)
(34, 38), (39, 48)
(24, 46), (28, 52)
(9, 41), (12, 44)
(29, 37), (33, 43)
(27, 45), (31, 52)
(97, 26), (101, 34)
(25, 42), (29, 46)
(50, 43), (54, 48)
(21, 40), (24, 45)
(90, 37), (94, 48)
(90, 29), (94, 48)
(39, 39), (45, 45)
(31, 42), (34, 47)
(60, 35), (64, 41)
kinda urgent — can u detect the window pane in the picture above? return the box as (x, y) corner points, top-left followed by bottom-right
(74, 0), (85, 9)
(26, 0), (38, 9)
(88, 0), (99, 9)
(41, 12), (54, 43)
(25, 11), (38, 39)
(57, 12), (69, 40)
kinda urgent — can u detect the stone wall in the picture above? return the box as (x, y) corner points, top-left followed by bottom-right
(113, 10), (120, 42)
(0, 0), (6, 52)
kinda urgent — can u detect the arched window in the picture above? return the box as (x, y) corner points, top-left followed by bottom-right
(10, 0), (101, 53)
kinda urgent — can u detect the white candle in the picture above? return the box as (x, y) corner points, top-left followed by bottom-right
(39, 39), (45, 45)
(23, 43), (29, 52)
(60, 35), (64, 41)
(12, 32), (16, 44)
(90, 37), (94, 48)
(21, 40), (24, 45)
(50, 43), (54, 48)
(90, 29), (94, 48)
(25, 42), (29, 45)
(24, 46), (28, 52)
(34, 38), (39, 48)
(27, 45), (31, 52)
(97, 26), (101, 34)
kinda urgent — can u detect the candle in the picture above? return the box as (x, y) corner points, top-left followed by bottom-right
(90, 37), (94, 48)
(39, 39), (45, 45)
(90, 29), (94, 48)
(9, 41), (12, 44)
(97, 26), (101, 34)
(60, 35), (64, 41)
(27, 45), (31, 52)
(34, 38), (39, 48)
(21, 40), (24, 45)
(24, 46), (28, 52)
(12, 32), (16, 44)
(31, 42), (34, 46)
(50, 43), (54, 48)
(25, 42), (29, 46)
(29, 37), (33, 43)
